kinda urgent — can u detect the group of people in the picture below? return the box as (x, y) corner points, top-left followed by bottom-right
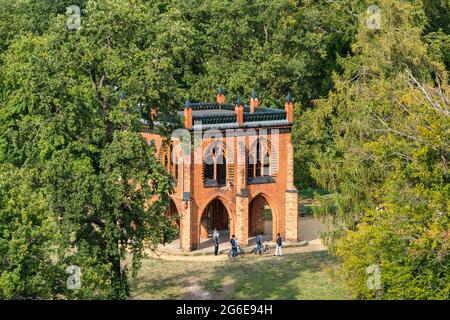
(212, 229), (283, 257)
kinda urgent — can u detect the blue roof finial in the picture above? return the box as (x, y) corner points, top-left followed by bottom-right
(286, 92), (292, 102)
(218, 85), (224, 95)
(236, 96), (243, 105)
(251, 89), (257, 99)
(184, 99), (191, 108)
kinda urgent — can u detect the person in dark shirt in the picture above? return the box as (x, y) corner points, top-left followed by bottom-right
(256, 233), (263, 254)
(275, 233), (282, 256)
(230, 234), (237, 257)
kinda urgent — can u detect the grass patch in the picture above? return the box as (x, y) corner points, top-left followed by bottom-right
(202, 278), (224, 292)
(129, 251), (350, 300)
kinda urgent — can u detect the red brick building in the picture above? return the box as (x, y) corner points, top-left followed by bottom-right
(142, 89), (298, 251)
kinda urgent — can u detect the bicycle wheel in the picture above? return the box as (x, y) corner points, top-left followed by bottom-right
(228, 250), (233, 260)
(239, 250), (246, 259)
(265, 245), (271, 255)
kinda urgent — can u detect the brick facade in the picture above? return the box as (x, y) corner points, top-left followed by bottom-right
(142, 91), (299, 251)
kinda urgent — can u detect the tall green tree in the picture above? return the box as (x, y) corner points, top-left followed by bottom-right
(0, 0), (189, 298)
(169, 0), (363, 186)
(175, 0), (357, 106)
(302, 0), (449, 298)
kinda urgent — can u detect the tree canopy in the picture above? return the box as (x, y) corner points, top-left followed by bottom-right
(302, 0), (449, 299)
(0, 0), (448, 299)
(0, 0), (181, 299)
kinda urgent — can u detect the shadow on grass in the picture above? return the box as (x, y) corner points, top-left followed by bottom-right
(129, 259), (200, 299)
(130, 250), (350, 300)
(207, 250), (349, 300)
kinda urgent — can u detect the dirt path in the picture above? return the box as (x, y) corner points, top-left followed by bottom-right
(147, 239), (326, 262)
(183, 277), (213, 299)
(181, 275), (236, 300)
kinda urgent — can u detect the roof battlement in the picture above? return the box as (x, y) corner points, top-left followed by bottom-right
(179, 100), (290, 129)
(149, 88), (295, 131)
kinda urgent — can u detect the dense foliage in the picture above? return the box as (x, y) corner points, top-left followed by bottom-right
(0, 0), (181, 299)
(303, 0), (449, 299)
(0, 0), (448, 299)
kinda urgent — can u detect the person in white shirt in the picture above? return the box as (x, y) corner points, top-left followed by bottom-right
(275, 233), (283, 256)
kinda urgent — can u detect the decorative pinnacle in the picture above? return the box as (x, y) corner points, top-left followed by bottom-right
(236, 96), (243, 105)
(251, 89), (257, 99)
(184, 99), (191, 108)
(286, 92), (292, 103)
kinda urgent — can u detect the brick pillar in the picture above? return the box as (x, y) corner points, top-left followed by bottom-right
(285, 136), (299, 241)
(285, 93), (294, 123)
(249, 89), (259, 112)
(217, 86), (226, 105)
(235, 195), (249, 246)
(180, 200), (192, 251)
(180, 153), (193, 251)
(184, 102), (193, 129)
(217, 93), (225, 105)
(235, 131), (249, 246)
(235, 97), (244, 125)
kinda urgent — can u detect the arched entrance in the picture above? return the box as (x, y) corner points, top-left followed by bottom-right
(249, 194), (277, 240)
(200, 199), (230, 240)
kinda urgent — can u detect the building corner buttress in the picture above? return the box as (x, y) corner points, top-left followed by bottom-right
(285, 129), (299, 242)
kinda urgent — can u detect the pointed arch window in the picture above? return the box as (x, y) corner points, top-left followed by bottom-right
(247, 138), (274, 184)
(203, 141), (227, 187)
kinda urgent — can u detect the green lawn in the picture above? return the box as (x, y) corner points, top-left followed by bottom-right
(129, 251), (350, 300)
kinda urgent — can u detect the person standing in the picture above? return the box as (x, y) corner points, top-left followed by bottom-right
(275, 233), (282, 256)
(213, 228), (219, 255)
(230, 234), (237, 258)
(256, 232), (263, 254)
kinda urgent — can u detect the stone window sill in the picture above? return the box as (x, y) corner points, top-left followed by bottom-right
(247, 176), (276, 185)
(203, 179), (227, 188)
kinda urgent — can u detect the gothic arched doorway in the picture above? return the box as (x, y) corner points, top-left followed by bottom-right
(200, 198), (230, 240)
(249, 194), (277, 240)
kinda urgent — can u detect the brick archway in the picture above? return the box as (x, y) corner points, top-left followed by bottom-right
(198, 196), (235, 242)
(249, 193), (279, 241)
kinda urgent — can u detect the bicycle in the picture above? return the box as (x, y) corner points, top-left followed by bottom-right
(228, 245), (246, 260)
(255, 242), (271, 256)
